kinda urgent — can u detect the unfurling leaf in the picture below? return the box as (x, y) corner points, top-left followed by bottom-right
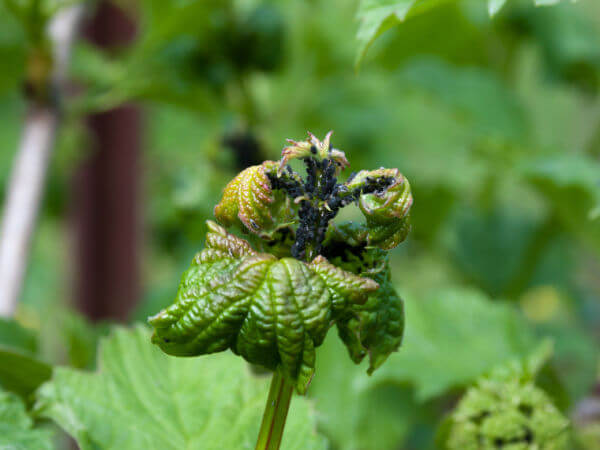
(149, 221), (378, 394)
(214, 160), (295, 237)
(322, 223), (404, 374)
(279, 131), (349, 175)
(347, 168), (413, 249)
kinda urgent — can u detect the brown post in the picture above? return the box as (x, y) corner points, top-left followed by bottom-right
(73, 1), (141, 321)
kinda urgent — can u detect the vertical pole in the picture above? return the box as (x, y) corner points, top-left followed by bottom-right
(0, 6), (84, 317)
(74, 1), (140, 321)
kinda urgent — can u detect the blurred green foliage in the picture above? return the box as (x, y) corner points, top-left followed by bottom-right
(0, 0), (599, 448)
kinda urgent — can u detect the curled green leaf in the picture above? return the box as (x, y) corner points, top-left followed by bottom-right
(214, 161), (294, 237)
(322, 222), (404, 374)
(347, 168), (413, 249)
(149, 221), (378, 393)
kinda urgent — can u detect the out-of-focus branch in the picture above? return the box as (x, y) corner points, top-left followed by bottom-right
(0, 5), (85, 317)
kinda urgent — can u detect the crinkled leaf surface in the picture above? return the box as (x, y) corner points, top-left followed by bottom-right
(368, 287), (539, 401)
(352, 168), (413, 250)
(35, 326), (327, 450)
(214, 160), (294, 237)
(337, 262), (404, 374)
(149, 221), (377, 393)
(356, 0), (571, 63)
(0, 390), (53, 450)
(321, 228), (405, 374)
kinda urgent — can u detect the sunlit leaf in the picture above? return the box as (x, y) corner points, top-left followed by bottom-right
(356, 0), (573, 63)
(213, 161), (294, 236)
(0, 390), (53, 450)
(35, 326), (327, 450)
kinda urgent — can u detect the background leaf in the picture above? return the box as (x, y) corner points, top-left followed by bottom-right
(35, 326), (327, 450)
(356, 0), (573, 63)
(0, 317), (38, 353)
(368, 287), (540, 401)
(520, 153), (600, 252)
(0, 347), (52, 400)
(0, 318), (51, 400)
(0, 390), (53, 450)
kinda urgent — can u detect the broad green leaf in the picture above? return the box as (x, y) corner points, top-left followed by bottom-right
(310, 334), (419, 450)
(35, 326), (327, 450)
(0, 346), (51, 400)
(0, 390), (53, 450)
(398, 58), (527, 141)
(0, 318), (37, 353)
(149, 221), (378, 393)
(356, 0), (573, 63)
(0, 318), (50, 400)
(369, 287), (539, 401)
(520, 154), (600, 253)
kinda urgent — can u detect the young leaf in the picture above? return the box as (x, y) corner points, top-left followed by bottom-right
(149, 221), (378, 393)
(347, 168), (413, 249)
(337, 262), (404, 374)
(35, 326), (327, 450)
(322, 226), (405, 374)
(214, 160), (295, 237)
(0, 390), (53, 450)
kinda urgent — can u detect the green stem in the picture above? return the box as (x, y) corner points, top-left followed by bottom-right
(255, 370), (294, 450)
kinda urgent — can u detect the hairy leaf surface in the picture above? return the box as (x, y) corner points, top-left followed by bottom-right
(149, 221), (378, 393)
(214, 160), (295, 237)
